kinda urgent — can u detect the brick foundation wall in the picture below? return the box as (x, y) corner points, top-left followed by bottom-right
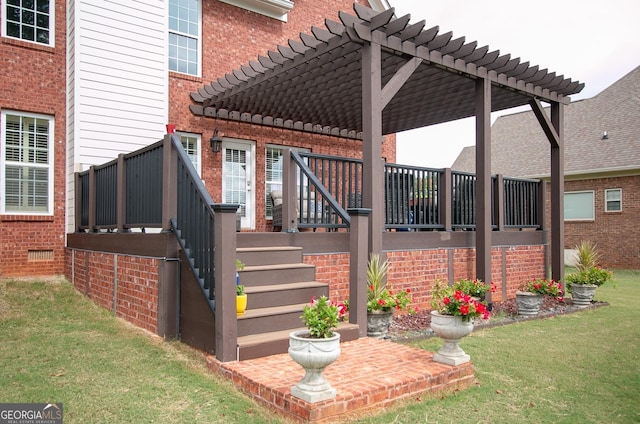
(305, 245), (547, 314)
(66, 249), (160, 334)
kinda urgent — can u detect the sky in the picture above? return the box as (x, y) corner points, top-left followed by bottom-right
(389, 0), (640, 168)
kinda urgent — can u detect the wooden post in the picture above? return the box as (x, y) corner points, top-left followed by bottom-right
(348, 208), (371, 337)
(475, 76), (492, 289)
(162, 134), (178, 232)
(116, 154), (128, 232)
(213, 204), (239, 362)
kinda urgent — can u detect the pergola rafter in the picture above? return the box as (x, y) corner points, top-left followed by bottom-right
(190, 2), (583, 291)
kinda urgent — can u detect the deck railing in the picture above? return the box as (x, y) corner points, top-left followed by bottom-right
(284, 152), (543, 232)
(75, 135), (218, 309)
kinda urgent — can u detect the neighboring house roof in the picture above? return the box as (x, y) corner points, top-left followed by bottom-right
(452, 65), (640, 178)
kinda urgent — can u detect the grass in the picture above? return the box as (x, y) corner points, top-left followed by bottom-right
(352, 269), (640, 424)
(0, 279), (281, 423)
(1, 271), (639, 423)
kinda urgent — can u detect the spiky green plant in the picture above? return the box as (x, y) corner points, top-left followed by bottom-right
(574, 240), (602, 272)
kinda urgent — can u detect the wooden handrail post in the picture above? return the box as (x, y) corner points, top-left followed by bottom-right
(213, 204), (240, 362)
(282, 148), (298, 232)
(162, 134), (178, 232)
(88, 166), (96, 232)
(348, 207), (371, 337)
(441, 168), (452, 231)
(494, 174), (504, 230)
(116, 153), (128, 232)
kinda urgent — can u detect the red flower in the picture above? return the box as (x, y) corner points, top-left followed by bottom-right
(454, 290), (464, 301)
(443, 297), (451, 305)
(460, 304), (469, 315)
(378, 299), (386, 306)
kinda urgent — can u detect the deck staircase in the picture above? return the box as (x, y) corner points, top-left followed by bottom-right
(235, 246), (359, 360)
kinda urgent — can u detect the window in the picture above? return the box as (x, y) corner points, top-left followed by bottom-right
(265, 146), (309, 218)
(3, 0), (54, 46)
(168, 0), (200, 76)
(1, 111), (54, 214)
(564, 191), (594, 221)
(605, 189), (622, 212)
(177, 132), (201, 175)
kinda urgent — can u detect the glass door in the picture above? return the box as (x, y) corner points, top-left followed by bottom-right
(222, 140), (255, 229)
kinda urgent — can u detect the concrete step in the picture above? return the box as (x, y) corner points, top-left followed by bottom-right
(237, 322), (361, 361)
(237, 246), (303, 267)
(244, 281), (328, 309)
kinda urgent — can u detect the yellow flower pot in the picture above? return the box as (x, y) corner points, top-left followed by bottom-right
(236, 294), (247, 316)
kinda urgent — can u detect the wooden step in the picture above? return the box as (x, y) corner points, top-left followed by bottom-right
(237, 246), (302, 266)
(237, 322), (361, 361)
(238, 263), (316, 286)
(237, 303), (307, 337)
(244, 281), (328, 309)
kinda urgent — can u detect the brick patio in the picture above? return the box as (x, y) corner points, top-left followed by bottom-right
(206, 337), (475, 423)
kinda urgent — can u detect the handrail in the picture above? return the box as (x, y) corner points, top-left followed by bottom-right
(292, 150), (351, 227)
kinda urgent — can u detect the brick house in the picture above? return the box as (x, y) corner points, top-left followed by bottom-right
(452, 65), (640, 269)
(4, 1), (584, 361)
(0, 0), (393, 278)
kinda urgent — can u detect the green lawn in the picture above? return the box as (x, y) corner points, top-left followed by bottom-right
(1, 271), (639, 423)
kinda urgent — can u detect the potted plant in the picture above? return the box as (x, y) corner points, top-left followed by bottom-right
(566, 241), (613, 307)
(451, 278), (494, 301)
(366, 254), (412, 338)
(516, 278), (564, 315)
(429, 280), (490, 365)
(288, 296), (346, 403)
(235, 259), (247, 316)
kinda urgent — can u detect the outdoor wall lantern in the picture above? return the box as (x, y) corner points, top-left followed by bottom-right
(210, 128), (222, 153)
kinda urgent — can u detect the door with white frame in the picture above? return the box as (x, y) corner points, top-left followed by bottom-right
(222, 139), (255, 229)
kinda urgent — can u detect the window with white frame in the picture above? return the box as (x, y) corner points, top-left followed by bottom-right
(564, 190), (594, 221)
(176, 132), (201, 175)
(168, 0), (201, 76)
(3, 0), (54, 46)
(265, 146), (309, 218)
(1, 111), (54, 214)
(605, 188), (622, 212)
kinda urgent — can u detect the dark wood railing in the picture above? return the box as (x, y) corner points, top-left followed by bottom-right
(283, 152), (543, 232)
(75, 135), (219, 311)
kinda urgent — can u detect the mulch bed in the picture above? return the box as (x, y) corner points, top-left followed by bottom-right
(387, 297), (608, 342)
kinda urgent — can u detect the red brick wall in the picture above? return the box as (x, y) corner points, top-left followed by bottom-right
(546, 175), (640, 269)
(0, 1), (67, 277)
(66, 249), (160, 334)
(169, 1), (395, 232)
(306, 245), (546, 314)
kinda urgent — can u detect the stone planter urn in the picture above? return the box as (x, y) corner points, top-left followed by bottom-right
(288, 330), (341, 403)
(366, 309), (394, 338)
(516, 291), (544, 316)
(430, 311), (474, 365)
(571, 284), (597, 307)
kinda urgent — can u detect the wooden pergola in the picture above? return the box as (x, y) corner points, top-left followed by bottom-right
(190, 3), (583, 286)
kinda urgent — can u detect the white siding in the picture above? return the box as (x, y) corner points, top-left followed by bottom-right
(66, 0), (168, 233)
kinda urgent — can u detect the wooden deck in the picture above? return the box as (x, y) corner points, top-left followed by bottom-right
(207, 337), (475, 423)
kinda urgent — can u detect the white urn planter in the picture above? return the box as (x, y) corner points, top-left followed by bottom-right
(430, 311), (474, 365)
(288, 330), (341, 403)
(366, 309), (394, 338)
(571, 284), (597, 307)
(516, 291), (544, 316)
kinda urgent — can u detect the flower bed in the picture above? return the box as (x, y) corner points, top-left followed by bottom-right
(388, 297), (607, 342)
